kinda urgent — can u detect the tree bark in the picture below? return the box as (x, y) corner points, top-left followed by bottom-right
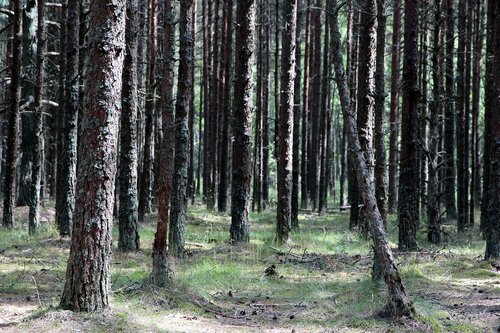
(276, 0), (297, 243)
(443, 0), (457, 220)
(118, 0), (140, 251)
(483, 0), (499, 260)
(300, 0), (311, 209)
(2, 0), (22, 228)
(151, 0), (175, 285)
(29, 0), (46, 235)
(388, 0), (400, 213)
(230, 0), (255, 243)
(398, 0), (419, 251)
(138, 0), (157, 222)
(60, 0), (126, 311)
(330, 1), (415, 317)
(169, 0), (194, 258)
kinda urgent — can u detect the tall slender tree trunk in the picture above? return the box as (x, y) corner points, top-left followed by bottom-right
(398, 0), (419, 251)
(2, 0), (22, 228)
(291, 0), (302, 229)
(118, 0), (140, 251)
(18, 0), (37, 207)
(456, 0), (469, 232)
(262, 0), (271, 210)
(60, 0), (126, 311)
(374, 0), (387, 224)
(58, 0), (80, 236)
(218, 0), (233, 212)
(330, 1), (415, 317)
(388, 0), (400, 213)
(169, 0), (194, 258)
(300, 0), (311, 209)
(443, 0), (457, 220)
(470, 0), (484, 225)
(139, 0), (157, 222)
(230, 0), (255, 243)
(29, 0), (46, 235)
(151, 0), (175, 286)
(276, 0), (297, 243)
(482, 0), (499, 259)
(427, 0), (444, 244)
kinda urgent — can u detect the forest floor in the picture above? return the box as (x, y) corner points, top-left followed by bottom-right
(0, 203), (499, 332)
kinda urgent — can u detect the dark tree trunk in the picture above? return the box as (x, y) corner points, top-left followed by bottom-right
(139, 0), (157, 222)
(330, 1), (415, 317)
(388, 0), (400, 213)
(2, 0), (22, 228)
(443, 0), (457, 220)
(169, 0), (194, 258)
(483, 0), (499, 259)
(291, 0), (302, 229)
(58, 0), (80, 237)
(202, 0), (209, 201)
(188, 0), (197, 203)
(55, 1), (67, 229)
(18, 0), (37, 207)
(470, 0), (484, 226)
(318, 7), (330, 215)
(300, 0), (311, 209)
(118, 0), (140, 251)
(261, 0), (271, 210)
(218, 0), (233, 212)
(348, 3), (360, 229)
(253, 0), (263, 212)
(374, 0), (387, 224)
(230, 0), (255, 243)
(29, 0), (46, 235)
(398, 0), (419, 251)
(151, 0), (175, 286)
(356, 0), (377, 236)
(276, 0), (296, 243)
(427, 0), (444, 244)
(60, 0), (126, 311)
(456, 0), (469, 232)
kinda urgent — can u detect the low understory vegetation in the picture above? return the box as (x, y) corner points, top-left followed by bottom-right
(0, 204), (498, 332)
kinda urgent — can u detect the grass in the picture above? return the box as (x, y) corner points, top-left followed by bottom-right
(0, 203), (497, 332)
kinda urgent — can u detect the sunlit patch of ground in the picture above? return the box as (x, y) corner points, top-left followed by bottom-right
(0, 202), (498, 332)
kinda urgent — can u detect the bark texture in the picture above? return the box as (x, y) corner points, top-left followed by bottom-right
(230, 0), (256, 243)
(398, 0), (419, 251)
(118, 0), (140, 251)
(60, 0), (126, 311)
(169, 0), (194, 258)
(276, 0), (297, 243)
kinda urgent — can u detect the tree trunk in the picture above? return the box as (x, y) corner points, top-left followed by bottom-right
(330, 1), (415, 317)
(29, 0), (46, 235)
(300, 0), (311, 209)
(276, 0), (297, 243)
(118, 0), (140, 251)
(398, 0), (419, 251)
(427, 0), (444, 244)
(60, 0), (126, 311)
(18, 0), (37, 207)
(470, 0), (484, 226)
(456, 0), (469, 232)
(291, 0), (302, 229)
(138, 0), (157, 222)
(374, 0), (387, 224)
(169, 0), (194, 258)
(218, 0), (233, 212)
(230, 0), (255, 243)
(2, 0), (22, 228)
(151, 0), (175, 286)
(443, 0), (457, 220)
(388, 0), (400, 213)
(483, 0), (499, 260)
(58, 0), (80, 236)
